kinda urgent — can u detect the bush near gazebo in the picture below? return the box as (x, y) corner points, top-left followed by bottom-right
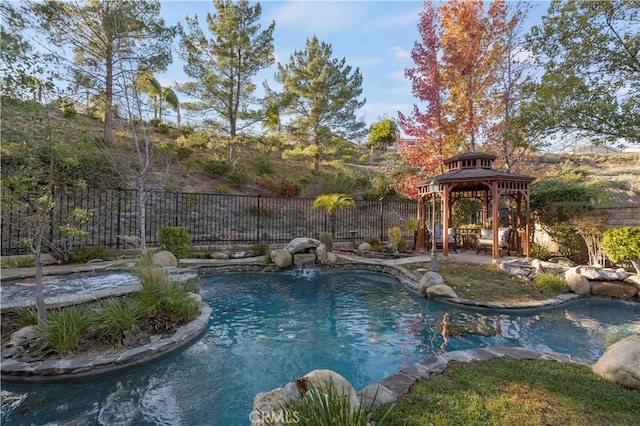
(601, 227), (640, 274)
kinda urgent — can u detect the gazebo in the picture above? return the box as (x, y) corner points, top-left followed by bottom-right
(415, 152), (535, 260)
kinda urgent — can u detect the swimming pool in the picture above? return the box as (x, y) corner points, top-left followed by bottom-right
(2, 271), (639, 425)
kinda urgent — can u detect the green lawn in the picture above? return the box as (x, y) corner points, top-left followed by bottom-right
(373, 358), (640, 426)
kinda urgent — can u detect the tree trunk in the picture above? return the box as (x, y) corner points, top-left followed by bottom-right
(104, 48), (114, 144)
(138, 186), (147, 254)
(34, 249), (46, 323)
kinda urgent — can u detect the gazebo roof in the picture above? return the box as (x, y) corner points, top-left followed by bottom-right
(417, 152), (534, 189)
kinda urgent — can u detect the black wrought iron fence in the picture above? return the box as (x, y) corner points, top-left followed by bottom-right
(1, 187), (417, 256)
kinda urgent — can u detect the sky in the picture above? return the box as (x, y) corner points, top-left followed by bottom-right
(158, 1), (550, 139)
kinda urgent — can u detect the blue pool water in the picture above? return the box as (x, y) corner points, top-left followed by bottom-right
(2, 271), (639, 425)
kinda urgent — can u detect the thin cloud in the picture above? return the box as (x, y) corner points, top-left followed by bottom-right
(391, 46), (411, 60)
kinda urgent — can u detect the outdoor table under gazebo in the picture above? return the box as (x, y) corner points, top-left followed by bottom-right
(415, 152), (535, 260)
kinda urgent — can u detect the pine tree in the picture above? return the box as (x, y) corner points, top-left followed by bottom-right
(276, 36), (366, 176)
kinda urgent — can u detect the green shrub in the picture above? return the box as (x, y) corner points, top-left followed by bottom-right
(215, 184), (229, 194)
(159, 226), (192, 259)
(601, 227), (640, 273)
(61, 102), (77, 118)
(320, 232), (333, 252)
(270, 380), (393, 426)
(387, 227), (403, 253)
(204, 159), (232, 176)
(156, 123), (169, 134)
(365, 235), (380, 246)
(229, 167), (251, 184)
(251, 241), (270, 257)
(88, 298), (142, 345)
(149, 118), (161, 127)
(535, 273), (569, 292)
(134, 256), (199, 333)
(1, 256), (35, 268)
(531, 243), (551, 260)
(13, 307), (38, 328)
(70, 246), (107, 263)
(37, 306), (89, 355)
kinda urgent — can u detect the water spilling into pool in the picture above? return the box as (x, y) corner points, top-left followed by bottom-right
(2, 271), (639, 425)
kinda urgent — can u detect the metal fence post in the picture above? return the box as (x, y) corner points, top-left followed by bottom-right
(174, 191), (179, 227)
(256, 194), (261, 242)
(379, 198), (385, 241)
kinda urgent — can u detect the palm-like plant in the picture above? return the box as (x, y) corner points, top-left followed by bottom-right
(312, 193), (355, 237)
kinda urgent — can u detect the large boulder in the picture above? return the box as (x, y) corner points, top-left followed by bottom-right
(315, 243), (328, 265)
(153, 250), (178, 267)
(499, 260), (535, 279)
(564, 268), (591, 295)
(418, 271), (444, 296)
(326, 252), (338, 264)
(273, 249), (293, 269)
(301, 369), (359, 409)
(531, 259), (567, 276)
(358, 242), (372, 251)
(286, 238), (321, 254)
(578, 266), (625, 281)
(589, 281), (638, 298)
(592, 336), (640, 390)
(426, 284), (458, 299)
(252, 387), (298, 426)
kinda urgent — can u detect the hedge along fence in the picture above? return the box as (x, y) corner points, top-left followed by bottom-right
(1, 187), (417, 256)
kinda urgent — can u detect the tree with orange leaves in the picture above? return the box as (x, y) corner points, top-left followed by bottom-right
(396, 0), (527, 197)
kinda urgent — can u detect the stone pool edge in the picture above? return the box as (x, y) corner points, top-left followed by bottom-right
(1, 303), (212, 383)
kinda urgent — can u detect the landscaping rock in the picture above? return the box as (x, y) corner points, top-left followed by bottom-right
(625, 275), (640, 291)
(589, 281), (638, 298)
(420, 271), (444, 288)
(209, 252), (229, 260)
(285, 237), (321, 254)
(616, 268), (629, 280)
(358, 242), (372, 251)
(153, 250), (178, 267)
(564, 268), (591, 295)
(578, 266), (624, 281)
(251, 387), (297, 426)
(8, 326), (37, 347)
(302, 369), (359, 409)
(326, 252), (338, 264)
(273, 249), (292, 269)
(315, 243), (328, 265)
(426, 284), (458, 299)
(531, 259), (567, 275)
(592, 335), (640, 390)
(548, 257), (574, 267)
(499, 260), (534, 279)
(293, 253), (316, 266)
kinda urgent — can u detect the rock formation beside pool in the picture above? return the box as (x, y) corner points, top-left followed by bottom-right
(251, 369), (359, 426)
(152, 250), (178, 267)
(592, 335), (640, 390)
(270, 237), (336, 269)
(498, 259), (639, 299)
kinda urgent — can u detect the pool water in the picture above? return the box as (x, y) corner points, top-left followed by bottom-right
(2, 271), (639, 425)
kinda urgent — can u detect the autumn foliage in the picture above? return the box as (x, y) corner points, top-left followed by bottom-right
(396, 0), (525, 197)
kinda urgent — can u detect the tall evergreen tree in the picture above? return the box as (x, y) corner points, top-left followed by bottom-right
(30, 0), (176, 144)
(178, 0), (275, 138)
(276, 36), (366, 176)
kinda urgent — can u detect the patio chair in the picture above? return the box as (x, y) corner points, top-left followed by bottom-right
(476, 227), (511, 256)
(427, 225), (457, 253)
